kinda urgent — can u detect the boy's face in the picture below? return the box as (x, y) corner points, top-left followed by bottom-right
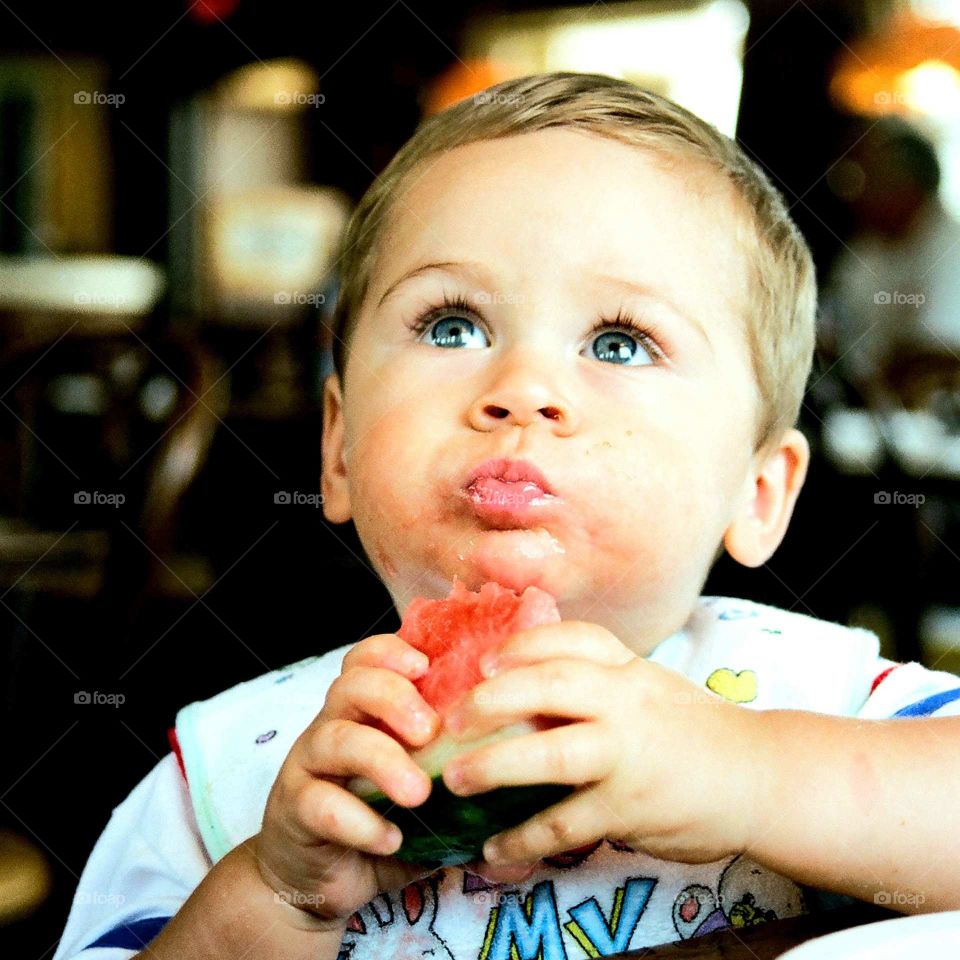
(323, 128), (769, 653)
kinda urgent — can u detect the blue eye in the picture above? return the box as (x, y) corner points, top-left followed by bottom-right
(587, 323), (658, 366)
(404, 296), (665, 365)
(406, 296), (488, 349)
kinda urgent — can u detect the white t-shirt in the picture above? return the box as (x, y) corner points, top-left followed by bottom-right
(52, 596), (960, 959)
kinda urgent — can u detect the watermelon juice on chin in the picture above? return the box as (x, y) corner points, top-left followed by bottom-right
(347, 578), (573, 868)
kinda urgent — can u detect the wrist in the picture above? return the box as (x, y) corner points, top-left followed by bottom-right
(727, 704), (777, 861)
(271, 892), (345, 933)
(238, 836), (347, 935)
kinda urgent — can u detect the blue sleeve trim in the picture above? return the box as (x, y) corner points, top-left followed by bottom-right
(892, 688), (960, 718)
(84, 915), (172, 950)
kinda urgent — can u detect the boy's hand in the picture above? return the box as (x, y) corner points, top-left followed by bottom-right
(253, 633), (444, 928)
(440, 622), (763, 868)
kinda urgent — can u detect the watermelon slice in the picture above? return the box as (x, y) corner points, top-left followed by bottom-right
(347, 578), (573, 868)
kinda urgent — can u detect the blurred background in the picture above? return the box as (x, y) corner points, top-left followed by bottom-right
(1, 0), (960, 949)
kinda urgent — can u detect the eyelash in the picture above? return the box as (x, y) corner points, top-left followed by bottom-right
(403, 294), (667, 362)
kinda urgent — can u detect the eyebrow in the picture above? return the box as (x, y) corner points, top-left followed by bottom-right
(377, 260), (486, 309)
(591, 272), (711, 347)
(377, 260), (711, 347)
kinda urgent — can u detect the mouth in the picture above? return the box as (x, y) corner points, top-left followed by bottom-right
(458, 458), (562, 527)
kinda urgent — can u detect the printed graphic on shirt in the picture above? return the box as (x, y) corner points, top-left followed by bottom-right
(338, 872), (453, 960)
(705, 668), (758, 703)
(671, 854), (806, 940)
(336, 843), (806, 959)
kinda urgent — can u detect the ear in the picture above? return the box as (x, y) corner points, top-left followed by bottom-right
(320, 371), (352, 524)
(723, 427), (810, 568)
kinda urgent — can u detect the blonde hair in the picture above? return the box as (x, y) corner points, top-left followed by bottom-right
(329, 71), (816, 452)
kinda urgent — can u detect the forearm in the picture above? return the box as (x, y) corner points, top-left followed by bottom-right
(747, 710), (960, 913)
(134, 838), (348, 960)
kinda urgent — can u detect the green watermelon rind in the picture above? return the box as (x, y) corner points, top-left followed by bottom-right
(367, 780), (573, 868)
(349, 722), (572, 868)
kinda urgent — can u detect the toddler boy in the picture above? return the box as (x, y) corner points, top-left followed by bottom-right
(53, 72), (960, 959)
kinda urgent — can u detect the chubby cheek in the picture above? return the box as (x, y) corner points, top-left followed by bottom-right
(571, 420), (736, 606)
(343, 393), (447, 577)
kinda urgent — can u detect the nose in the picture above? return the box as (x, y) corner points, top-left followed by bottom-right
(467, 359), (578, 435)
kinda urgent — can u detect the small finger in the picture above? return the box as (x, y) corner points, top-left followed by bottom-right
(340, 634), (429, 679)
(482, 786), (608, 865)
(324, 667), (440, 747)
(301, 719), (431, 807)
(482, 622), (634, 677)
(448, 660), (609, 739)
(443, 722), (609, 796)
(291, 777), (405, 857)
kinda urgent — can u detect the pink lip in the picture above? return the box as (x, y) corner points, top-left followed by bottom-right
(462, 458), (556, 495)
(459, 458), (561, 526)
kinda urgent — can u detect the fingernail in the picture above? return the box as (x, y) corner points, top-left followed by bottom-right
(483, 839), (502, 863)
(445, 761), (464, 792)
(403, 652), (429, 675)
(411, 708), (435, 737)
(404, 768), (426, 796)
(479, 654), (500, 678)
(383, 825), (403, 852)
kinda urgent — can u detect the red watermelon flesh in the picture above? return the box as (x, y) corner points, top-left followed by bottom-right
(349, 577), (572, 867)
(401, 577), (561, 718)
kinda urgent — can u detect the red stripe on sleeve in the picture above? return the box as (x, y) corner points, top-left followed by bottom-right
(870, 664), (901, 695)
(167, 726), (188, 784)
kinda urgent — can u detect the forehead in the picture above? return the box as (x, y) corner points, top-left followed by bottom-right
(369, 128), (752, 326)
